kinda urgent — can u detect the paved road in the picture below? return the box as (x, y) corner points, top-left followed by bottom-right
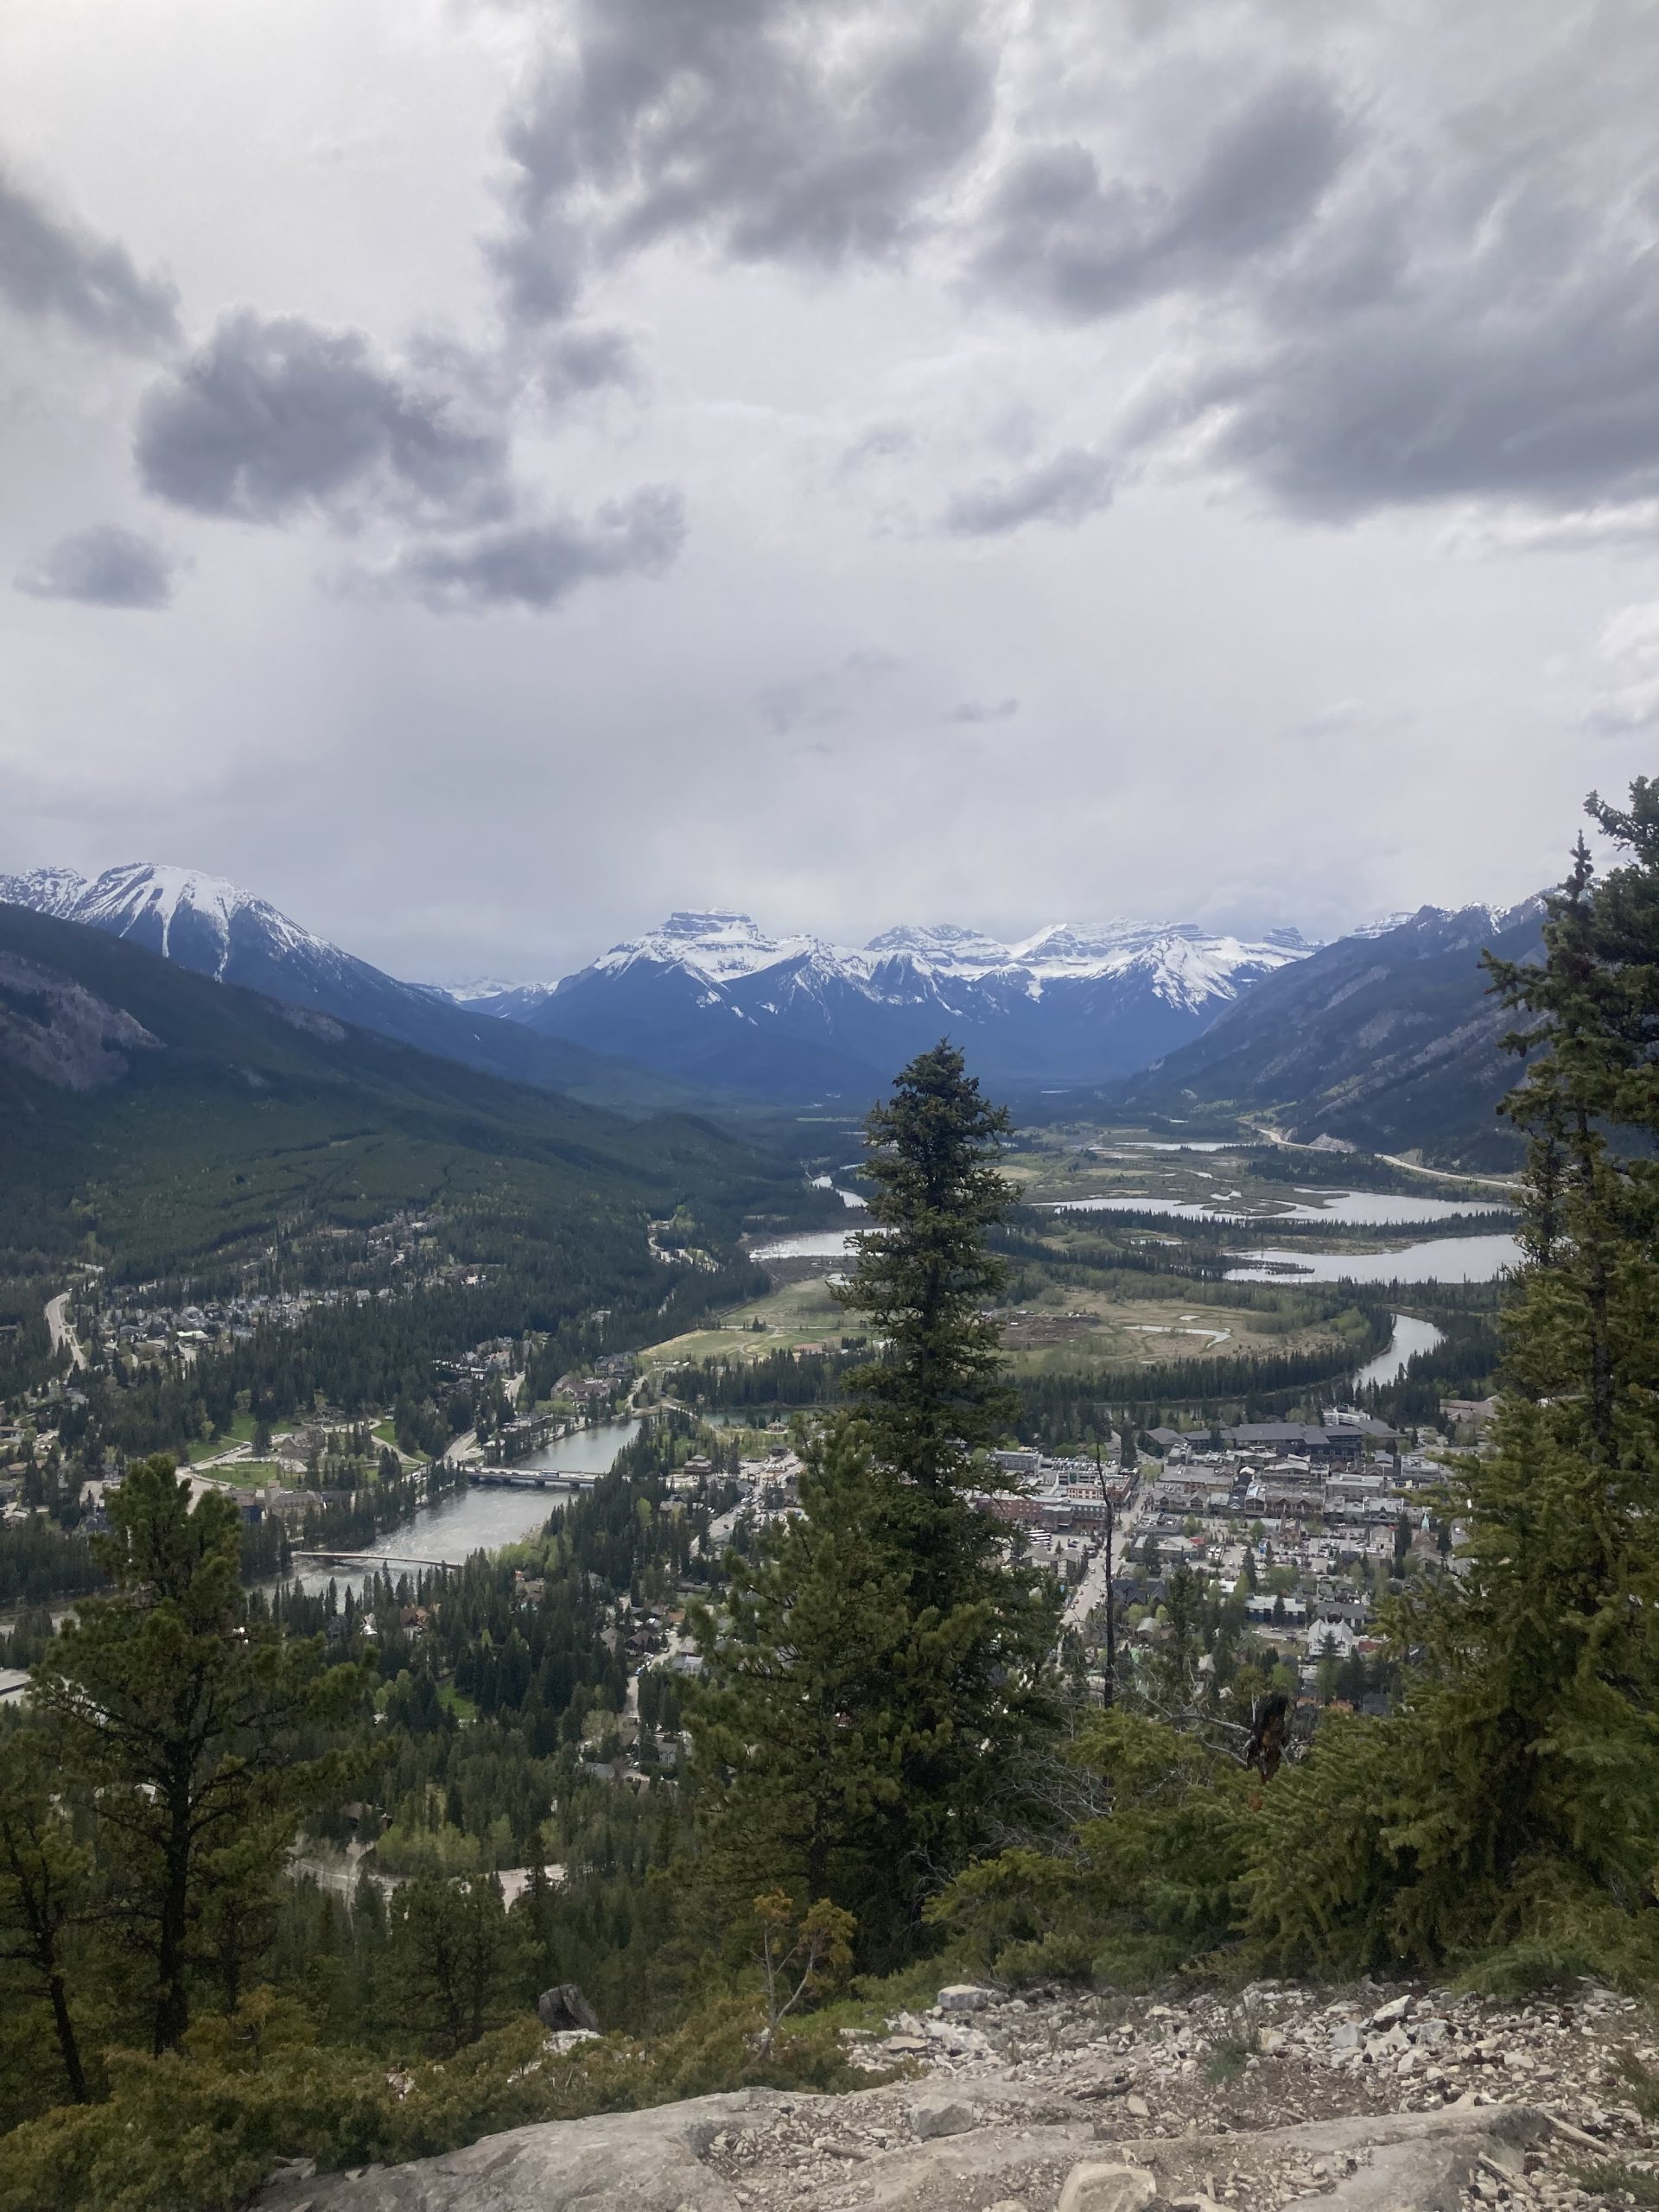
(1376, 1151), (1518, 1194)
(700, 1484), (758, 1556)
(1061, 1478), (1150, 1632)
(45, 1291), (86, 1370)
(1246, 1119), (1517, 1194)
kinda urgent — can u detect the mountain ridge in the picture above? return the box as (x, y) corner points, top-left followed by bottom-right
(0, 865), (712, 1117)
(454, 907), (1316, 1097)
(0, 902), (810, 1278)
(1103, 897), (1548, 1166)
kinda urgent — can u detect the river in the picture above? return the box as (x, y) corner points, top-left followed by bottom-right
(289, 1416), (642, 1601)
(1353, 1312), (1446, 1391)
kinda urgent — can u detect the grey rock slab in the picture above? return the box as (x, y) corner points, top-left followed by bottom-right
(1057, 2163), (1158, 2212)
(851, 2122), (1096, 2209)
(1117, 2103), (1549, 2212)
(253, 2088), (792, 2212)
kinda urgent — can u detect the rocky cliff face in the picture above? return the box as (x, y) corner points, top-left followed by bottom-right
(257, 1979), (1656, 2212)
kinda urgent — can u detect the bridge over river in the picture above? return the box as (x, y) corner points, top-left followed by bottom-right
(463, 1466), (603, 1490)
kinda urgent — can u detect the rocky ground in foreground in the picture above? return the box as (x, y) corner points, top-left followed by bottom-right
(259, 1979), (1659, 2212)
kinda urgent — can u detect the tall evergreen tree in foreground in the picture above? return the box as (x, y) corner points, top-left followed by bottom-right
(690, 1044), (1058, 1963)
(837, 1041), (1020, 1493)
(30, 1459), (363, 2052)
(1247, 779), (1659, 1979)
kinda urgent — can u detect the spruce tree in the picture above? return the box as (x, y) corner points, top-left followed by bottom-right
(690, 1045), (1059, 1961)
(1247, 780), (1659, 1978)
(837, 1041), (1020, 1494)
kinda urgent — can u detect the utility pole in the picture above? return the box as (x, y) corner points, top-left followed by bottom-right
(1095, 1440), (1116, 1706)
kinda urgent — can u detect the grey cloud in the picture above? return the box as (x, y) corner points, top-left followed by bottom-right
(540, 326), (641, 403)
(0, 169), (180, 351)
(944, 448), (1115, 536)
(15, 524), (179, 608)
(135, 310), (508, 525)
(353, 486), (686, 612)
(946, 696), (1018, 723)
(839, 423), (913, 473)
(757, 647), (900, 734)
(971, 72), (1352, 320)
(1197, 245), (1659, 517)
(1084, 41), (1659, 524)
(495, 1), (995, 323)
(1585, 684), (1659, 738)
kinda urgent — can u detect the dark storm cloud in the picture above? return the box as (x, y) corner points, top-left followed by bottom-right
(1011, 34), (1659, 525)
(135, 310), (509, 525)
(353, 486), (686, 612)
(1190, 214), (1659, 518)
(944, 448), (1115, 536)
(0, 168), (180, 351)
(493, 0), (995, 322)
(970, 73), (1352, 320)
(15, 524), (178, 608)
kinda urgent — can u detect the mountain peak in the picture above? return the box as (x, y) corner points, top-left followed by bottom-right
(0, 865), (90, 917)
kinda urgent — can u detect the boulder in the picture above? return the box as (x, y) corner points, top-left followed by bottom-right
(537, 1984), (601, 2035)
(910, 2098), (975, 2141)
(1057, 2162), (1158, 2212)
(937, 1984), (995, 2013)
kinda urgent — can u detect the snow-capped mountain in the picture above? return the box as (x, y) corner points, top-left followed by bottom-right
(0, 863), (659, 1108)
(458, 911), (1316, 1097)
(2, 862), (346, 988)
(1113, 898), (1548, 1164)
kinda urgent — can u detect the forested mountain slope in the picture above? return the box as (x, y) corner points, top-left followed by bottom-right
(0, 905), (818, 1281)
(0, 868), (703, 1116)
(1108, 900), (1545, 1166)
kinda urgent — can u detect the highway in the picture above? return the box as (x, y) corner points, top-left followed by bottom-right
(1062, 1473), (1152, 1634)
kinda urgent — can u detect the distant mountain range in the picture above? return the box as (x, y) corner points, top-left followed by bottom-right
(0, 864), (702, 1116)
(1108, 899), (1546, 1166)
(0, 902), (808, 1280)
(454, 911), (1315, 1097)
(0, 861), (1548, 1152)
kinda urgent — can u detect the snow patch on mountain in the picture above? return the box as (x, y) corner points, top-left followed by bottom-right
(1, 861), (334, 982)
(569, 911), (1313, 1012)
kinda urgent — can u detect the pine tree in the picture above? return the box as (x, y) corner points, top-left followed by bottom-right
(836, 1041), (1019, 1494)
(1246, 781), (1659, 1979)
(31, 1458), (364, 2052)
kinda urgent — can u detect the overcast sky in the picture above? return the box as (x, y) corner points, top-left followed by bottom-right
(3, 0), (1657, 984)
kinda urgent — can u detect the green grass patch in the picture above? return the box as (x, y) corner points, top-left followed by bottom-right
(1575, 2162), (1659, 2205)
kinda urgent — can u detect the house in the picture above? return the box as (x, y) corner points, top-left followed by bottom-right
(1442, 1396), (1498, 1428)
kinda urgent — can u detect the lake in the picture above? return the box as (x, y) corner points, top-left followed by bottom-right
(749, 1230), (858, 1262)
(1227, 1235), (1520, 1285)
(1052, 1191), (1510, 1226)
